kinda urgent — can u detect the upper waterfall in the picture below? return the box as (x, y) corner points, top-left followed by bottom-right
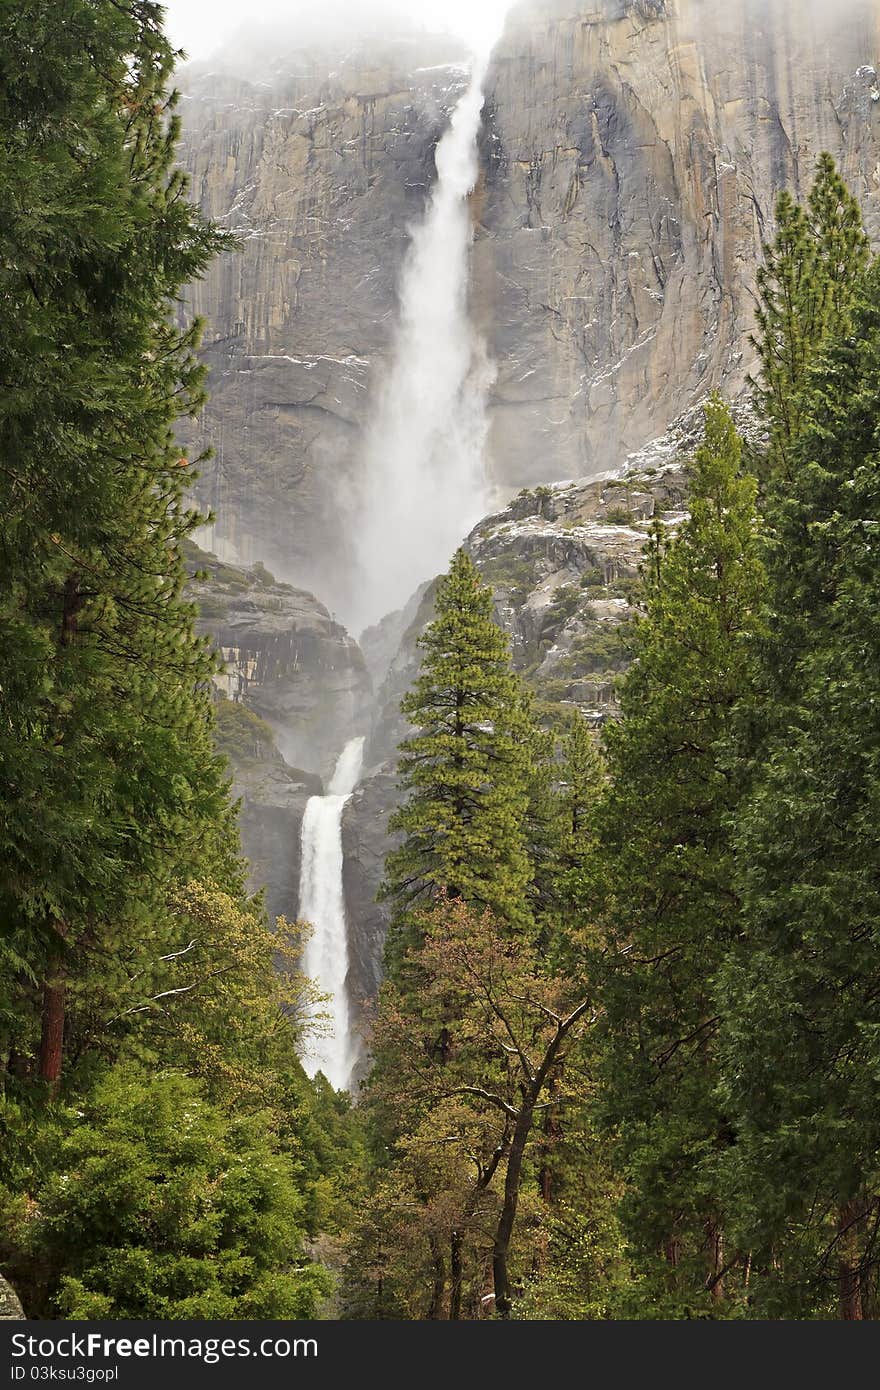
(349, 52), (497, 634)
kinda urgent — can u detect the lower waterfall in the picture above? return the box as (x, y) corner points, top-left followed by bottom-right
(298, 736), (365, 1091)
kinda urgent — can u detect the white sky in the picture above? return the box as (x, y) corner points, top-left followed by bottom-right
(161, 0), (512, 60)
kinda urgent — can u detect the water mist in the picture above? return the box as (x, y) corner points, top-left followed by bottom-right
(349, 41), (501, 634)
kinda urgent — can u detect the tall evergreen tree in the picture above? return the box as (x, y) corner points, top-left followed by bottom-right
(382, 549), (535, 951)
(540, 714), (604, 949)
(594, 398), (765, 1312)
(0, 4), (357, 1321)
(752, 154), (868, 479)
(718, 255), (880, 1320)
(361, 551), (563, 1316)
(0, 0), (237, 1092)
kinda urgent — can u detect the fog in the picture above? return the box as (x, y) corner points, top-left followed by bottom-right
(162, 0), (511, 61)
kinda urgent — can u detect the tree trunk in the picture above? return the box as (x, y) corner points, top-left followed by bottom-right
(705, 1219), (725, 1301)
(36, 575), (83, 1098)
(664, 1234), (681, 1268)
(538, 1074), (561, 1205)
(838, 1201), (864, 1321)
(490, 1002), (591, 1317)
(427, 1236), (446, 1320)
(493, 1102), (533, 1317)
(38, 965), (66, 1097)
(449, 1231), (463, 1320)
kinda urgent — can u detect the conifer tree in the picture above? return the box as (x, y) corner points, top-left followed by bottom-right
(0, 0), (237, 1092)
(0, 2), (354, 1319)
(541, 714), (604, 947)
(718, 256), (880, 1320)
(362, 552), (571, 1316)
(752, 154), (868, 479)
(382, 548), (535, 952)
(594, 398), (765, 1312)
(3, 1068), (330, 1318)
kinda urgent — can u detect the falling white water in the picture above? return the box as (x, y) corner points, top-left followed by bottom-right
(349, 50), (498, 634)
(299, 736), (365, 1091)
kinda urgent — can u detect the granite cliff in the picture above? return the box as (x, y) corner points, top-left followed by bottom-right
(178, 0), (880, 620)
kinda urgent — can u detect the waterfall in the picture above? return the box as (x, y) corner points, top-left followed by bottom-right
(298, 736), (365, 1091)
(349, 51), (497, 634)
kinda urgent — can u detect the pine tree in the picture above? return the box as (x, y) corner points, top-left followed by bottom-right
(382, 548), (536, 952)
(594, 398), (765, 1312)
(718, 255), (880, 1320)
(752, 154), (868, 480)
(540, 714), (605, 949)
(0, 2), (359, 1319)
(361, 552), (573, 1317)
(0, 0), (237, 1093)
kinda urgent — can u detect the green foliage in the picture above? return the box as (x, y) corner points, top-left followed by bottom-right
(0, 0), (242, 1069)
(555, 625), (631, 678)
(354, 899), (593, 1319)
(593, 398), (766, 1312)
(214, 698), (280, 766)
(580, 567), (606, 588)
(717, 254), (880, 1317)
(516, 1202), (626, 1320)
(382, 549), (537, 948)
(474, 552), (534, 606)
(544, 584), (581, 627)
(7, 1069), (329, 1319)
(752, 154), (868, 479)
(0, 1), (352, 1322)
(2, 6), (878, 1324)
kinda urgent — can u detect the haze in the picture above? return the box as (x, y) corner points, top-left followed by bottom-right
(161, 0), (511, 60)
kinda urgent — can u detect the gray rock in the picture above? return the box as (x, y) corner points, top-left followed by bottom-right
(0, 1274), (24, 1319)
(187, 545), (367, 929)
(233, 758), (322, 928)
(188, 546), (371, 777)
(342, 770), (402, 1012)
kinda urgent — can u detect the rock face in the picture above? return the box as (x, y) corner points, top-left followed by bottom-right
(229, 731), (322, 931)
(479, 0), (880, 484)
(187, 546), (364, 927)
(188, 546), (371, 776)
(341, 769), (400, 1012)
(177, 0), (880, 610)
(177, 35), (469, 613)
(176, 0), (880, 1053)
(0, 1274), (24, 1319)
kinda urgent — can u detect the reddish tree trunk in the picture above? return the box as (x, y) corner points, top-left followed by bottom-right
(705, 1219), (725, 1301)
(36, 576), (83, 1098)
(38, 968), (66, 1097)
(838, 1202), (864, 1321)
